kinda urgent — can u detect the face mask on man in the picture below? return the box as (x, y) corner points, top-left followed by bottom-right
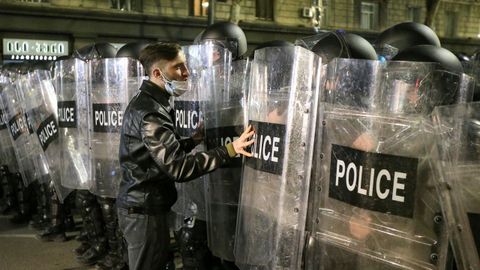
(160, 72), (188, 97)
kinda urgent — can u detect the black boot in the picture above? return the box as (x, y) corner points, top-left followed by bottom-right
(76, 192), (107, 266)
(0, 166), (17, 215)
(37, 225), (67, 242)
(74, 191), (91, 255)
(10, 174), (32, 224)
(29, 187), (43, 229)
(75, 242), (92, 256)
(63, 195), (76, 232)
(165, 251), (176, 270)
(30, 182), (51, 230)
(221, 260), (240, 270)
(75, 191), (89, 242)
(76, 227), (88, 242)
(95, 197), (127, 270)
(37, 184), (66, 242)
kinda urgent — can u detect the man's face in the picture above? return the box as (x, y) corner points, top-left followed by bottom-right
(151, 51), (189, 82)
(163, 51), (189, 81)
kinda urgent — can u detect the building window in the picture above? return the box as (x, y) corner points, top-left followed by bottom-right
(360, 2), (379, 30)
(445, 11), (458, 37)
(408, 6), (422, 23)
(256, 0), (274, 20)
(111, 0), (142, 12)
(189, 0), (227, 17)
(17, 0), (47, 2)
(190, 0), (209, 16)
(321, 0), (329, 27)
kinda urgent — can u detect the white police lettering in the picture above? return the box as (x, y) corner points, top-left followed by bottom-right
(252, 134), (281, 163)
(10, 117), (25, 136)
(175, 109), (199, 129)
(0, 111), (6, 126)
(39, 120), (58, 146)
(10, 121), (19, 136)
(334, 159), (406, 203)
(95, 110), (123, 127)
(58, 107), (75, 122)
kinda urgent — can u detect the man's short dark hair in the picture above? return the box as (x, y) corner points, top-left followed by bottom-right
(139, 42), (182, 75)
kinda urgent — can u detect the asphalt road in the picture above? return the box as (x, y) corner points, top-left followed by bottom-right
(0, 214), (95, 270)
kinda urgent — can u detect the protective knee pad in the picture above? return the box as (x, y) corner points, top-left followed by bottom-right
(0, 166), (9, 198)
(16, 175), (31, 216)
(3, 171), (18, 207)
(77, 191), (98, 217)
(49, 186), (65, 228)
(83, 196), (105, 241)
(40, 183), (51, 220)
(63, 191), (75, 217)
(1, 167), (16, 207)
(98, 197), (116, 224)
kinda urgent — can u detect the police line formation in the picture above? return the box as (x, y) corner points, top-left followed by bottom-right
(0, 21), (478, 270)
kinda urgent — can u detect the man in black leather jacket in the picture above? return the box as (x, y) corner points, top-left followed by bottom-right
(117, 42), (254, 270)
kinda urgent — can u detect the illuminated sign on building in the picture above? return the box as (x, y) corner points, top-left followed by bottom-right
(2, 38), (69, 61)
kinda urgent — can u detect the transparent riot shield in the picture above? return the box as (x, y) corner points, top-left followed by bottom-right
(171, 43), (232, 227)
(379, 62), (474, 116)
(304, 60), (472, 270)
(234, 46), (321, 270)
(1, 76), (37, 186)
(431, 103), (480, 270)
(23, 70), (72, 202)
(0, 74), (20, 174)
(55, 58), (92, 190)
(322, 58), (384, 108)
(201, 59), (250, 261)
(89, 57), (143, 198)
(17, 74), (55, 186)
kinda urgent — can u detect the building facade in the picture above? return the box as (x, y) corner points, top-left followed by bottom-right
(1, 0), (479, 62)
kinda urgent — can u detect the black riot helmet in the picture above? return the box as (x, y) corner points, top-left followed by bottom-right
(55, 55), (71, 62)
(474, 87), (480, 102)
(73, 42), (117, 61)
(116, 42), (151, 60)
(376, 22), (441, 53)
(393, 45), (466, 108)
(455, 52), (470, 63)
(193, 30), (205, 44)
(469, 50), (480, 101)
(251, 40), (294, 58)
(311, 30), (377, 63)
(17, 62), (31, 75)
(199, 22), (247, 60)
(1, 62), (23, 75)
(29, 60), (54, 72)
(471, 49), (480, 63)
(392, 45), (463, 74)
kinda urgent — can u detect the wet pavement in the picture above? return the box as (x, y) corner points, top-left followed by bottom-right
(0, 214), (94, 270)
(0, 214), (185, 270)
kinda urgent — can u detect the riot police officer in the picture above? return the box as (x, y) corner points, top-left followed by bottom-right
(69, 42), (122, 268)
(172, 21), (249, 270)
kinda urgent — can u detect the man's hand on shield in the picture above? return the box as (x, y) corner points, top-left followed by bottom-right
(232, 125), (255, 157)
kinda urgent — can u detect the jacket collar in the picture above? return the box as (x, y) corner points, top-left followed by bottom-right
(139, 80), (171, 107)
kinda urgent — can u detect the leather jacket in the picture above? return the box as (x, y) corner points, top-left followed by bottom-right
(117, 80), (233, 214)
